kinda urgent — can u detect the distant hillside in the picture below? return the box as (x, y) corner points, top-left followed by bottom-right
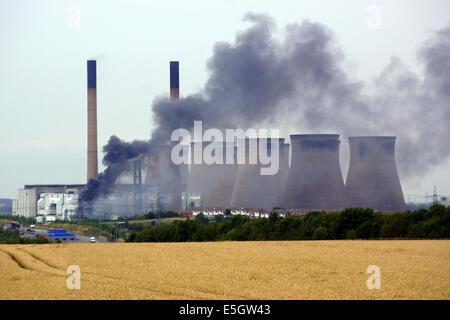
(0, 199), (12, 213)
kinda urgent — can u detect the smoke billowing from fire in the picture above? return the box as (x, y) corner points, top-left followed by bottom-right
(82, 13), (450, 203)
(152, 13), (450, 176)
(81, 136), (149, 201)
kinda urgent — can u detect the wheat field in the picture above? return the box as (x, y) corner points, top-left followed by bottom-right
(0, 240), (448, 300)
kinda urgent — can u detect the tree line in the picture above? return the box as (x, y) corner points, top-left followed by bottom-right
(0, 229), (51, 244)
(127, 205), (450, 242)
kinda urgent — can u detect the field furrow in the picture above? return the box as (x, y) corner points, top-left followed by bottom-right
(0, 240), (448, 299)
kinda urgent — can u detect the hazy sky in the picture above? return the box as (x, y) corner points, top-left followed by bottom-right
(1, 0), (449, 199)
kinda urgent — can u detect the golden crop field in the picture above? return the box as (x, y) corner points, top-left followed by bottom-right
(0, 240), (448, 300)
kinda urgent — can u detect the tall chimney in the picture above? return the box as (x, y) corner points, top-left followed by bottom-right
(170, 60), (189, 202)
(170, 61), (179, 100)
(87, 60), (98, 182)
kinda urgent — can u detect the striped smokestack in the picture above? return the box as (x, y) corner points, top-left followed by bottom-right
(170, 61), (179, 100)
(87, 60), (98, 182)
(170, 60), (188, 201)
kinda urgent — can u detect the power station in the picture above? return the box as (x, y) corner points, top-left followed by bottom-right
(13, 59), (409, 220)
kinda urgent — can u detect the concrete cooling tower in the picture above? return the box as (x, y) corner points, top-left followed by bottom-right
(283, 134), (346, 210)
(187, 141), (237, 207)
(144, 145), (182, 211)
(345, 136), (406, 212)
(230, 138), (289, 209)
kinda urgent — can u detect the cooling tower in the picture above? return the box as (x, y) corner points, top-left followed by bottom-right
(279, 141), (290, 206)
(87, 60), (98, 182)
(230, 138), (289, 209)
(144, 145), (181, 211)
(187, 141), (237, 207)
(178, 157), (189, 194)
(345, 136), (406, 212)
(170, 61), (179, 100)
(283, 134), (346, 210)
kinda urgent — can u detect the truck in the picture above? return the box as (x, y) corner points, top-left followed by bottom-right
(7, 222), (20, 231)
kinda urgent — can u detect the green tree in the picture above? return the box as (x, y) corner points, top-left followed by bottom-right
(312, 227), (328, 240)
(336, 207), (375, 239)
(346, 229), (357, 239)
(195, 213), (209, 224)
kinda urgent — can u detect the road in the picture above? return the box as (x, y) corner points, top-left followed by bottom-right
(20, 228), (105, 243)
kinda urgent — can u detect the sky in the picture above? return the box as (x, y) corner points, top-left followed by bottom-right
(0, 0), (449, 200)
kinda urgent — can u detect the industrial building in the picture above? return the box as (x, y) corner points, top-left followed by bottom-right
(13, 60), (187, 219)
(15, 185), (84, 219)
(36, 192), (79, 222)
(182, 192), (202, 209)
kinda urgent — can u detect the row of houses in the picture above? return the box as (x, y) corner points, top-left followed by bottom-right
(180, 207), (310, 219)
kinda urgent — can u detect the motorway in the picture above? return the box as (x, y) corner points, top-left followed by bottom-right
(20, 228), (102, 243)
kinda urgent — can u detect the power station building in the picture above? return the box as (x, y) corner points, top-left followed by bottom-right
(15, 185), (84, 219)
(12, 59), (409, 219)
(36, 192), (80, 222)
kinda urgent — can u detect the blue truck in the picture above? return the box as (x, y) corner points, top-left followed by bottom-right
(47, 229), (76, 241)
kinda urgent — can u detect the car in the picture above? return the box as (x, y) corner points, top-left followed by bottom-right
(90, 237), (96, 243)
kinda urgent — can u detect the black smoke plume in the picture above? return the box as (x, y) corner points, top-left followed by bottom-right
(151, 13), (450, 178)
(81, 136), (149, 201)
